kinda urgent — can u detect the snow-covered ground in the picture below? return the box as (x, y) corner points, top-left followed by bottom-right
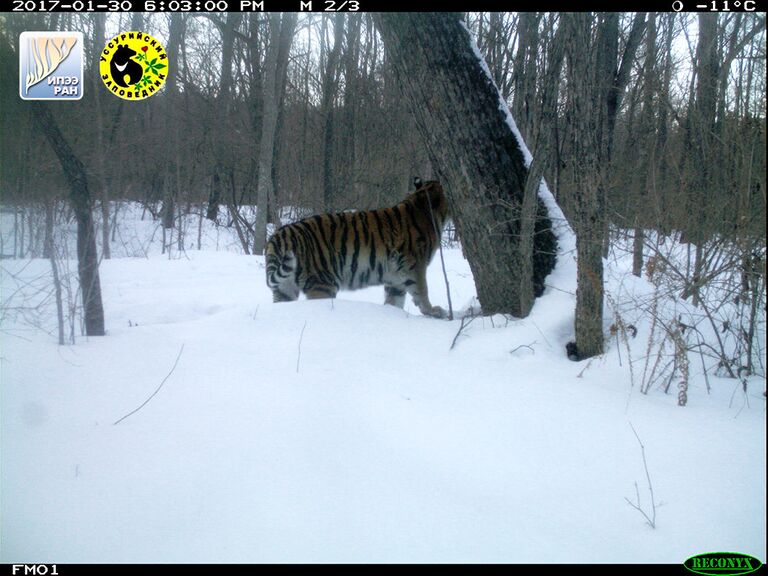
(1, 205), (765, 563)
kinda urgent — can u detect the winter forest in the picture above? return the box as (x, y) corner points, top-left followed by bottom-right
(1, 11), (766, 564)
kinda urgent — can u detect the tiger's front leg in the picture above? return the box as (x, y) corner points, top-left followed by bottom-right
(405, 265), (447, 319)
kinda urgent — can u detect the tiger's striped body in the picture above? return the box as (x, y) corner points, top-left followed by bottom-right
(266, 180), (449, 318)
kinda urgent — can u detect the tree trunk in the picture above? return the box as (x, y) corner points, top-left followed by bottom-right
(321, 14), (344, 212)
(633, 14), (657, 277)
(270, 10), (297, 226)
(31, 102), (105, 336)
(45, 199), (65, 345)
(512, 13), (540, 143)
(690, 14), (719, 306)
(374, 13), (557, 317)
(519, 21), (565, 313)
(654, 14), (674, 236)
(91, 13), (111, 260)
(562, 13), (644, 360)
(161, 14), (185, 233)
(563, 14), (609, 359)
(253, 13), (297, 255)
(206, 13), (242, 222)
(565, 18), (606, 359)
(340, 14), (362, 203)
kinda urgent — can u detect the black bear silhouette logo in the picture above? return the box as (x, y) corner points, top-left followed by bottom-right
(110, 44), (143, 88)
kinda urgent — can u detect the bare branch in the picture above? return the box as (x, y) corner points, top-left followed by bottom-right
(113, 344), (185, 426)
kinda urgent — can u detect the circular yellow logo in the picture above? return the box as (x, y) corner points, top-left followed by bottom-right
(99, 31), (168, 100)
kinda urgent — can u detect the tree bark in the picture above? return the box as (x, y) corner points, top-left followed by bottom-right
(374, 13), (557, 317)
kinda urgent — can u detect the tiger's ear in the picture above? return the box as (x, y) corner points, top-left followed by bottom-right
(413, 177), (423, 190)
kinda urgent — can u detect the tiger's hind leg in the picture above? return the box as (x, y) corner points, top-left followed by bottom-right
(267, 247), (300, 303)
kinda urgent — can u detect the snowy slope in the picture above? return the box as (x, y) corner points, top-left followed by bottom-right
(0, 208), (765, 563)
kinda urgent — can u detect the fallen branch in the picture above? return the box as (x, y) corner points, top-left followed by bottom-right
(113, 344), (185, 426)
(510, 342), (536, 356)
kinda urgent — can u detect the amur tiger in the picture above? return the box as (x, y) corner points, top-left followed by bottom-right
(266, 179), (450, 318)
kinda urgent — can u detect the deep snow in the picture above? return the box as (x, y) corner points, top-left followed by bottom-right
(0, 207), (765, 563)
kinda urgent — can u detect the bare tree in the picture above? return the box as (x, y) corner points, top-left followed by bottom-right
(253, 13), (298, 255)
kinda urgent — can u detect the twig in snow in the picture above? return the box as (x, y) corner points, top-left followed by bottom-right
(113, 344), (185, 426)
(510, 342), (536, 356)
(624, 421), (657, 528)
(296, 321), (307, 373)
(576, 357), (595, 378)
(450, 312), (477, 350)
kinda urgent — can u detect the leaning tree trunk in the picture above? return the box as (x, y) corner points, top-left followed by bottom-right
(31, 102), (105, 337)
(374, 13), (556, 317)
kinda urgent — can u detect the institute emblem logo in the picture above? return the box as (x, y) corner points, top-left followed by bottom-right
(100, 31), (168, 101)
(19, 31), (83, 101)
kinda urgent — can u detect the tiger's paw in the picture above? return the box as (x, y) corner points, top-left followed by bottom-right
(423, 305), (448, 319)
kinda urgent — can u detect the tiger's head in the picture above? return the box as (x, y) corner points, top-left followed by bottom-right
(406, 178), (450, 230)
